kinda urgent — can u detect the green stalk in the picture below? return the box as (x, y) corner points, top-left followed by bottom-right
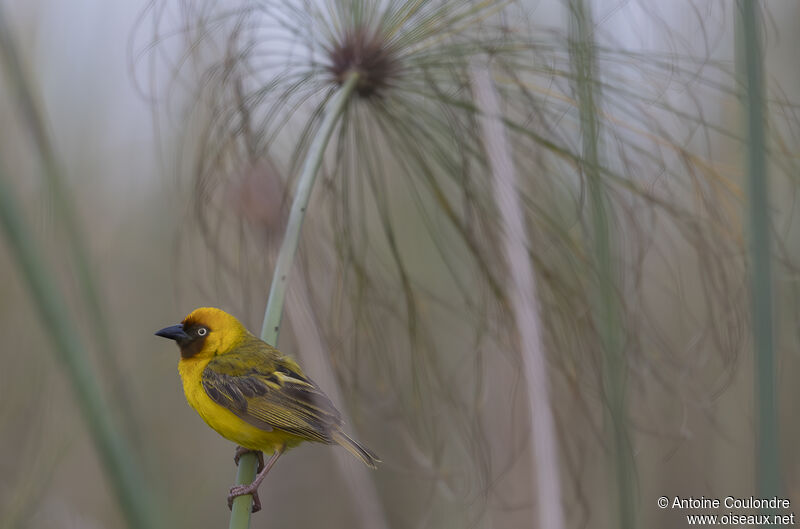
(0, 6), (141, 445)
(0, 168), (160, 529)
(737, 0), (780, 511)
(568, 2), (634, 528)
(228, 72), (360, 529)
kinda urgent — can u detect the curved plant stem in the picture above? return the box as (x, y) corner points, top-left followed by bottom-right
(568, 1), (634, 527)
(471, 65), (566, 529)
(228, 72), (360, 529)
(737, 0), (780, 507)
(0, 168), (160, 529)
(0, 6), (141, 446)
(258, 72), (360, 344)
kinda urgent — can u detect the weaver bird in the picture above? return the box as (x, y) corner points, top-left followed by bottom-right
(156, 307), (379, 512)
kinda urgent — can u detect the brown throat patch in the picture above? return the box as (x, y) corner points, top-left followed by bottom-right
(180, 336), (207, 358)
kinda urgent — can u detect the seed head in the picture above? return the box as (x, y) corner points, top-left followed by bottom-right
(325, 27), (399, 98)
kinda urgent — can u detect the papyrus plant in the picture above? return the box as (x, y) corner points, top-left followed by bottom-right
(141, 0), (800, 526)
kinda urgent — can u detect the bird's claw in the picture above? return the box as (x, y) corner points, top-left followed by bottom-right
(228, 446), (282, 513)
(227, 484), (261, 513)
(233, 446), (264, 473)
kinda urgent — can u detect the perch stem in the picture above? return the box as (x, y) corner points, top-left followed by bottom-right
(227, 72), (360, 529)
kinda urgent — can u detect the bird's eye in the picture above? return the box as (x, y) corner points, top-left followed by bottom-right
(197, 327), (208, 336)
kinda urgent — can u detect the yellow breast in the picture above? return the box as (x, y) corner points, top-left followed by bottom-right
(178, 357), (288, 453)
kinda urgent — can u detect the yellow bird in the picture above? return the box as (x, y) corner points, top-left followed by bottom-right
(155, 307), (379, 512)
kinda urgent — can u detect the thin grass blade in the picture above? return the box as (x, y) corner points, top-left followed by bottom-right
(0, 167), (161, 529)
(567, 1), (634, 527)
(737, 0), (780, 510)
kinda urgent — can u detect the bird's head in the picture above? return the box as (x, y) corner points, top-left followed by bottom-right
(155, 307), (248, 359)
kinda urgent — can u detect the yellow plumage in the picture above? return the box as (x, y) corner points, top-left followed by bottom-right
(178, 350), (298, 453)
(159, 307), (378, 464)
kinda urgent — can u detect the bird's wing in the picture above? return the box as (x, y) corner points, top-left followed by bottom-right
(201, 342), (342, 443)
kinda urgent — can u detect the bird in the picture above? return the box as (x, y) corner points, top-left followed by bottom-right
(155, 307), (379, 512)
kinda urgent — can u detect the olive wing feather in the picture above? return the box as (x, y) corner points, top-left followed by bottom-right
(201, 344), (342, 443)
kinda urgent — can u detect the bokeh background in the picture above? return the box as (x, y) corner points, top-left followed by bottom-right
(1, 1), (799, 528)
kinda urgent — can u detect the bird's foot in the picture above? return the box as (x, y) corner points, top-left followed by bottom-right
(228, 483), (262, 513)
(226, 446), (284, 514)
(233, 446), (264, 473)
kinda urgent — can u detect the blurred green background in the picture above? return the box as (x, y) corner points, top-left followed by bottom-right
(1, 1), (799, 528)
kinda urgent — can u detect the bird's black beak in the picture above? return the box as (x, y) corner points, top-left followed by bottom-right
(155, 323), (189, 342)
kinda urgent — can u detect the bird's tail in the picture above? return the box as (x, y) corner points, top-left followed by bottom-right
(332, 430), (381, 469)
